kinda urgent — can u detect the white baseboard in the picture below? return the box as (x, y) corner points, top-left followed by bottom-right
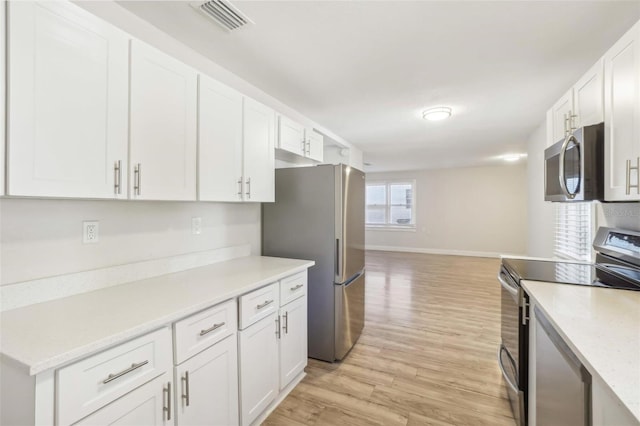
(0, 244), (251, 312)
(365, 245), (516, 259)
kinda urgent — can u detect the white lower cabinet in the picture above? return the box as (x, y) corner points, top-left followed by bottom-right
(279, 296), (308, 390)
(239, 312), (280, 426)
(174, 335), (239, 426)
(238, 274), (308, 425)
(74, 374), (171, 426)
(592, 375), (638, 426)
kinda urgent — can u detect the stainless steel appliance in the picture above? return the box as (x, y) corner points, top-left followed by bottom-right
(535, 306), (591, 426)
(544, 122), (604, 202)
(262, 164), (365, 362)
(498, 227), (640, 426)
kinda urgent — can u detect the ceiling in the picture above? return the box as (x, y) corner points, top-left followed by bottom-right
(117, 1), (640, 172)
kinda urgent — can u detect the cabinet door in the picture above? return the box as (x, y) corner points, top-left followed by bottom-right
(175, 335), (239, 426)
(239, 313), (279, 426)
(306, 130), (324, 162)
(130, 40), (197, 201)
(74, 374), (170, 426)
(278, 115), (305, 156)
(1, 0), (5, 196)
(574, 59), (604, 128)
(279, 296), (308, 390)
(198, 75), (243, 202)
(604, 22), (640, 201)
(242, 98), (275, 202)
(7, 1), (129, 198)
(551, 90), (574, 143)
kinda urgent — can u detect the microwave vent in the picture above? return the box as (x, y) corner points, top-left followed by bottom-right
(193, 0), (253, 31)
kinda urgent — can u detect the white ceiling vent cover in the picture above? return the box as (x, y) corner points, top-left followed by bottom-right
(192, 0), (253, 31)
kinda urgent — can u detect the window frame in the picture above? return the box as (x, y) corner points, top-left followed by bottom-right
(365, 179), (417, 231)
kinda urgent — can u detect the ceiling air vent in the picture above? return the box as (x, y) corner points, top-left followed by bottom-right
(193, 0), (253, 31)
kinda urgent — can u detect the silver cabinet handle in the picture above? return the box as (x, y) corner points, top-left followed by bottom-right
(102, 360), (149, 384)
(563, 113), (569, 137)
(290, 284), (304, 291)
(245, 177), (251, 199)
(134, 163), (142, 195)
(182, 371), (190, 407)
(283, 311), (289, 334)
(257, 299), (274, 309)
(275, 315), (281, 339)
(627, 157), (640, 195)
(301, 140), (306, 155)
(306, 140), (311, 156)
(163, 381), (171, 420)
(237, 177), (243, 199)
(199, 322), (225, 336)
(114, 160), (122, 195)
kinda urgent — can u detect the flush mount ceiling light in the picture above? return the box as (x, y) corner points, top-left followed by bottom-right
(422, 107), (452, 121)
(502, 153), (526, 162)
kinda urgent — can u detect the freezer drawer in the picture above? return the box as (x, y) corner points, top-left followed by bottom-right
(334, 271), (365, 360)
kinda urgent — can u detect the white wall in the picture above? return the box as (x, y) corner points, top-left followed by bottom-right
(365, 164), (528, 257)
(0, 199), (260, 285)
(526, 121), (555, 257)
(596, 203), (640, 231)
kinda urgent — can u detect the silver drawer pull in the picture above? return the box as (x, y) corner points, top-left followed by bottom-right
(256, 299), (274, 310)
(290, 284), (304, 291)
(199, 322), (225, 336)
(103, 360), (149, 384)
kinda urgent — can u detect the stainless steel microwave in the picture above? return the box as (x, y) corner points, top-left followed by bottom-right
(544, 123), (604, 202)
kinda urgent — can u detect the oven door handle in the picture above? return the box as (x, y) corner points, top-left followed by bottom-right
(498, 344), (520, 393)
(498, 271), (519, 297)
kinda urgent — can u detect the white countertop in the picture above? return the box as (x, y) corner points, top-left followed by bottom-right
(523, 280), (640, 422)
(0, 256), (314, 376)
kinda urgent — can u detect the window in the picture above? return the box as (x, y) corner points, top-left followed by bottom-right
(554, 203), (594, 261)
(366, 181), (415, 228)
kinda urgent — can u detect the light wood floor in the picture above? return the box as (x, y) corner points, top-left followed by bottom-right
(264, 251), (515, 426)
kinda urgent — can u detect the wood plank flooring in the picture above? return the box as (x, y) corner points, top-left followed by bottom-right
(264, 251), (515, 426)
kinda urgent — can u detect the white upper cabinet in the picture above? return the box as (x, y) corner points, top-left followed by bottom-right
(305, 129), (324, 162)
(604, 21), (640, 201)
(278, 115), (306, 156)
(550, 90), (574, 145)
(130, 40), (197, 201)
(243, 98), (275, 202)
(1, 0), (5, 196)
(547, 59), (604, 147)
(198, 75), (243, 202)
(7, 1), (129, 198)
(574, 59), (604, 129)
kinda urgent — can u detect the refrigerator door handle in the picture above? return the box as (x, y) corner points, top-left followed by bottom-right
(336, 238), (340, 276)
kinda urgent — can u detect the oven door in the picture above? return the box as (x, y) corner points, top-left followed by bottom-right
(498, 267), (526, 426)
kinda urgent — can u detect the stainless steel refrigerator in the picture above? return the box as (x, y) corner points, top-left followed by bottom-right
(262, 164), (365, 362)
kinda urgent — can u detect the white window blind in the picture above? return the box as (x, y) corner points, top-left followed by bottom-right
(554, 203), (593, 261)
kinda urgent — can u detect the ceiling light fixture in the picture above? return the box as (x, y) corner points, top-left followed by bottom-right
(422, 107), (452, 121)
(502, 154), (525, 162)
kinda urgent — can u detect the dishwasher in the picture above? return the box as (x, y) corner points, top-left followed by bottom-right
(535, 306), (591, 426)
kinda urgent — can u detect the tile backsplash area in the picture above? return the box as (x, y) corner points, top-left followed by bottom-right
(596, 203), (640, 231)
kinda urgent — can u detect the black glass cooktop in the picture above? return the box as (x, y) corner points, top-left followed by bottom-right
(502, 258), (640, 291)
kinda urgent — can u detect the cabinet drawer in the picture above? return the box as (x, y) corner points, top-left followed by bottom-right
(280, 271), (307, 306)
(238, 283), (279, 329)
(173, 299), (236, 364)
(57, 327), (172, 425)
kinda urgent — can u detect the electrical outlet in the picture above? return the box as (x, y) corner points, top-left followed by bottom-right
(192, 217), (202, 235)
(83, 221), (99, 244)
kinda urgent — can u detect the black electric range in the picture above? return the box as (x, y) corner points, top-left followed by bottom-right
(497, 227), (640, 426)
